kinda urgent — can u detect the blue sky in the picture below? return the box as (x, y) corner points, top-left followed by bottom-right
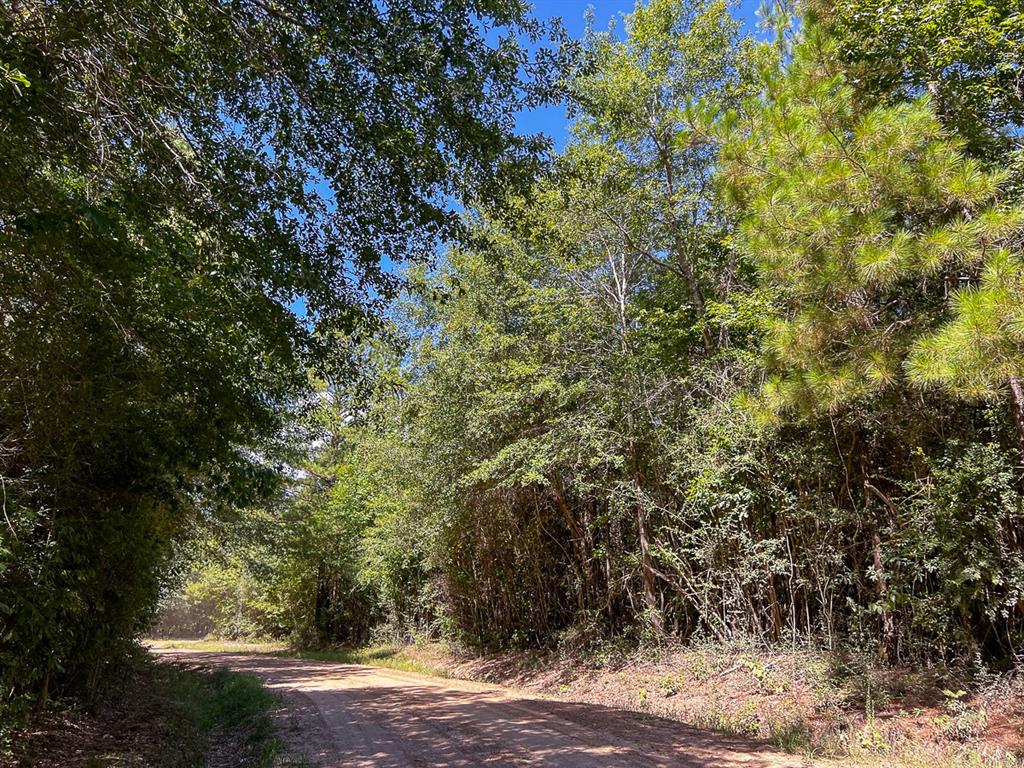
(516, 0), (765, 148)
(297, 0), (769, 314)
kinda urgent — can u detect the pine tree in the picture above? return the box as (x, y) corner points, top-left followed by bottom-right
(720, 26), (1024, 446)
(908, 249), (1024, 449)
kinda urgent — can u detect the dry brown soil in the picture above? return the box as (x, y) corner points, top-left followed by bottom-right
(153, 648), (822, 768)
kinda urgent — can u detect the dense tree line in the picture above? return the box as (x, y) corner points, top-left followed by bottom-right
(175, 0), (1024, 669)
(5, 0), (1023, 738)
(0, 0), (558, 731)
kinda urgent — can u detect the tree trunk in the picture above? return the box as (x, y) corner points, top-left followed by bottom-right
(1009, 377), (1024, 462)
(635, 504), (662, 631)
(870, 525), (897, 661)
(314, 560), (329, 641)
(552, 476), (594, 612)
(864, 481), (898, 662)
(766, 576), (783, 642)
(35, 669), (50, 714)
(672, 233), (715, 355)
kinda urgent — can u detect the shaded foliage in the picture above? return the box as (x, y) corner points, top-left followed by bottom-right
(40, 0), (1023, 720)
(180, 0), (1024, 669)
(807, 0), (1023, 171)
(0, 0), (556, 730)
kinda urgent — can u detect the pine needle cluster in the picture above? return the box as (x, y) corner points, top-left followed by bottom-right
(721, 28), (1024, 412)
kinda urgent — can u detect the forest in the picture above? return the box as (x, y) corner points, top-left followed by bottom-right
(2, 0), (1024, 756)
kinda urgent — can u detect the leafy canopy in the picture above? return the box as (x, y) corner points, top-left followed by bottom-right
(0, 0), (557, 719)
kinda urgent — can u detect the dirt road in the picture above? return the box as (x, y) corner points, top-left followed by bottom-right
(153, 648), (818, 768)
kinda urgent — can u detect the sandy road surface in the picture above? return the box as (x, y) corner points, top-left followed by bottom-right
(153, 649), (819, 768)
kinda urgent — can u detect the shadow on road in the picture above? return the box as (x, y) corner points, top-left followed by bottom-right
(156, 650), (811, 768)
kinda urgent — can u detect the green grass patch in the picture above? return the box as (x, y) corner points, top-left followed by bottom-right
(150, 662), (282, 768)
(10, 652), (283, 768)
